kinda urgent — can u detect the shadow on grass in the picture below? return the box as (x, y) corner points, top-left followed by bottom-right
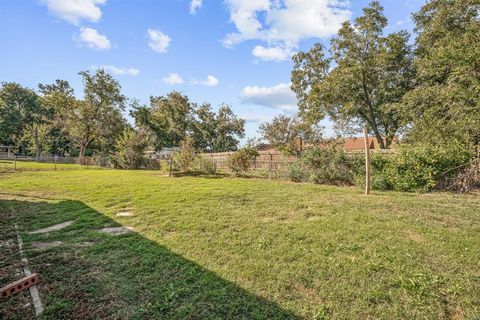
(171, 171), (271, 180)
(170, 171), (230, 179)
(0, 198), (299, 320)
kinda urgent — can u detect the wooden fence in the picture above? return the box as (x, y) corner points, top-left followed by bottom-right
(202, 149), (396, 172)
(202, 152), (297, 171)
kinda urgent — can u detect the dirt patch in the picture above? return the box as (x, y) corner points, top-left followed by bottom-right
(99, 227), (132, 236)
(0, 238), (17, 253)
(29, 221), (74, 234)
(116, 211), (134, 217)
(32, 241), (63, 250)
(294, 284), (323, 303)
(405, 229), (425, 243)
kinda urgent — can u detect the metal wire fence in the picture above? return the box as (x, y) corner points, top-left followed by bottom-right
(0, 153), (101, 171)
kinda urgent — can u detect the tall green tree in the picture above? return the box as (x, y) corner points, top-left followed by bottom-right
(132, 92), (245, 152)
(259, 115), (322, 156)
(68, 70), (126, 158)
(37, 80), (76, 155)
(404, 0), (480, 148)
(0, 82), (42, 154)
(193, 103), (245, 152)
(291, 1), (415, 148)
(132, 91), (193, 150)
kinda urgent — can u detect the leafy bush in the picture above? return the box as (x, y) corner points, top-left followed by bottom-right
(386, 143), (473, 192)
(355, 153), (392, 190)
(172, 136), (197, 172)
(194, 156), (216, 174)
(286, 141), (473, 192)
(115, 129), (152, 169)
(227, 147), (259, 175)
(287, 161), (309, 182)
(301, 145), (355, 184)
(356, 143), (474, 192)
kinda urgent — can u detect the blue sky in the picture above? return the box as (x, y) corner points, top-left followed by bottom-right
(0, 0), (425, 140)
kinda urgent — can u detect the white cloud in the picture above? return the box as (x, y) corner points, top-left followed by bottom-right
(202, 75), (219, 86)
(241, 114), (274, 123)
(240, 83), (297, 112)
(41, 0), (106, 25)
(189, 0), (202, 14)
(252, 45), (293, 61)
(163, 73), (184, 85)
(223, 0), (351, 60)
(91, 65), (139, 76)
(193, 75), (219, 87)
(147, 29), (171, 53)
(77, 27), (111, 50)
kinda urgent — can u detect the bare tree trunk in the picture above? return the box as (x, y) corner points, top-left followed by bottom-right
(79, 144), (86, 164)
(385, 134), (395, 149)
(371, 128), (386, 149)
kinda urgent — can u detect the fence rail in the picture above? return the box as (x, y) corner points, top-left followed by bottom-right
(202, 149), (396, 172)
(0, 154), (104, 171)
(0, 154), (81, 164)
(1, 148), (396, 172)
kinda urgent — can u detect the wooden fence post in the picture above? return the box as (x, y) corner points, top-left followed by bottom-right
(14, 155), (17, 171)
(364, 127), (371, 195)
(169, 157), (173, 177)
(268, 153), (273, 179)
(211, 155), (217, 173)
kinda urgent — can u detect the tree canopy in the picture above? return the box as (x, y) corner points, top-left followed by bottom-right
(291, 1), (415, 148)
(404, 0), (480, 148)
(132, 92), (245, 152)
(259, 115), (322, 156)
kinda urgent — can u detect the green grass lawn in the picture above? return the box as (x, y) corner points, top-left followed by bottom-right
(0, 160), (98, 171)
(1, 168), (479, 319)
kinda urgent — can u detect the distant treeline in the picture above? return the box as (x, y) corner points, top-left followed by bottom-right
(0, 70), (245, 158)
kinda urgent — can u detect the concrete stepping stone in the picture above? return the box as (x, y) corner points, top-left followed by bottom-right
(116, 211), (134, 217)
(31, 241), (63, 250)
(99, 227), (133, 236)
(29, 221), (74, 234)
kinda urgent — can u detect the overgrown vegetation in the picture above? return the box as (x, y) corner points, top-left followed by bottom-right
(227, 146), (259, 176)
(283, 142), (475, 193)
(287, 145), (358, 185)
(172, 136), (197, 172)
(114, 128), (154, 169)
(193, 155), (216, 175)
(368, 143), (474, 192)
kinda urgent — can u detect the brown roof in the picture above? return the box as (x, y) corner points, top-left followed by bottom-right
(257, 136), (395, 153)
(343, 137), (375, 150)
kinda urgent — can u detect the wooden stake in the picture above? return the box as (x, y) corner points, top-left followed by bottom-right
(364, 127), (371, 195)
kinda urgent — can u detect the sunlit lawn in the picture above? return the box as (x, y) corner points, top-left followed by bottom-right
(0, 160), (95, 171)
(1, 168), (479, 319)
